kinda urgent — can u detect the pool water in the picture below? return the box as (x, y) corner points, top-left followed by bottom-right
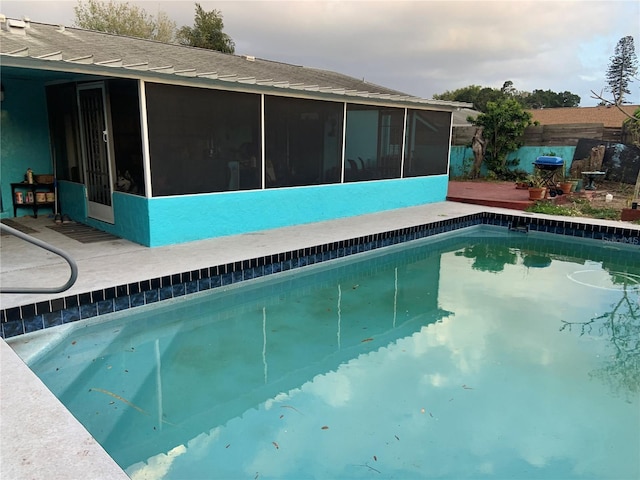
(21, 227), (640, 479)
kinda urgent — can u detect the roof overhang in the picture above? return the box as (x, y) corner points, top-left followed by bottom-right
(0, 53), (472, 112)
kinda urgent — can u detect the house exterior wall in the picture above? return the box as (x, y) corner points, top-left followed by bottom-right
(147, 175), (448, 246)
(57, 181), (87, 220)
(1, 69), (454, 247)
(0, 78), (52, 219)
(58, 181), (152, 246)
(56, 175), (447, 247)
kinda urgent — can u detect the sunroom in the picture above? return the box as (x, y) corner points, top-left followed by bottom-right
(0, 17), (468, 246)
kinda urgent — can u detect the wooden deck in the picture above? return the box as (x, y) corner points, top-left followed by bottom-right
(447, 181), (535, 211)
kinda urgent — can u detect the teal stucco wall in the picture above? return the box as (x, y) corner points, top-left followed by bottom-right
(146, 175), (449, 247)
(59, 175), (448, 247)
(59, 181), (151, 246)
(0, 78), (54, 219)
(450, 145), (577, 178)
(57, 181), (87, 221)
(55, 175), (448, 247)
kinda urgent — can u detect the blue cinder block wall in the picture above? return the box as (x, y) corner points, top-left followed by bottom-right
(450, 146), (577, 178)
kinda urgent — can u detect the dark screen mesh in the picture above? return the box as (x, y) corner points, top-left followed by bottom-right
(404, 110), (451, 177)
(146, 83), (261, 196)
(264, 96), (343, 188)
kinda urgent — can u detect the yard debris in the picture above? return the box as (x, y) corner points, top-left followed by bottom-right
(357, 463), (381, 474)
(281, 405), (303, 415)
(89, 387), (148, 415)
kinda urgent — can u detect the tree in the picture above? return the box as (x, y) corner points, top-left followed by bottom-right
(468, 98), (534, 179)
(475, 87), (505, 113)
(519, 89), (581, 109)
(433, 85), (483, 104)
(74, 0), (176, 42)
(433, 81), (580, 112)
(605, 36), (638, 105)
(500, 80), (517, 97)
(176, 3), (235, 54)
(433, 84), (503, 112)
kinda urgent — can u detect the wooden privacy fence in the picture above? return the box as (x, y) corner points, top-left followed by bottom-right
(452, 123), (622, 147)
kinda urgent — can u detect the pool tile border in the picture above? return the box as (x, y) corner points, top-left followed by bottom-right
(2, 212), (638, 338)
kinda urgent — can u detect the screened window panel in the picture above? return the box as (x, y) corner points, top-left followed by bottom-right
(109, 80), (145, 195)
(264, 96), (343, 188)
(344, 105), (404, 182)
(403, 110), (451, 177)
(146, 83), (261, 196)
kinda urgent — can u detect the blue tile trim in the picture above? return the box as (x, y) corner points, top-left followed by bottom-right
(2, 212), (638, 338)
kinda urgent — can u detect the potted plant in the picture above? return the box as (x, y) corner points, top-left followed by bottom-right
(527, 174), (546, 200)
(559, 179), (574, 194)
(515, 174), (529, 190)
(558, 164), (574, 194)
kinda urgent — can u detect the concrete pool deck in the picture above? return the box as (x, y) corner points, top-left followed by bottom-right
(2, 200), (639, 479)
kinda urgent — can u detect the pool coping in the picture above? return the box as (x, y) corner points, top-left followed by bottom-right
(3, 210), (638, 339)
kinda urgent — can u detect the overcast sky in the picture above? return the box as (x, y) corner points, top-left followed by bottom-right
(2, 0), (639, 107)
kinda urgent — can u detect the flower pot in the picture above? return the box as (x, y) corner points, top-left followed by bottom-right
(559, 182), (573, 194)
(570, 180), (579, 192)
(528, 187), (546, 200)
(574, 179), (583, 192)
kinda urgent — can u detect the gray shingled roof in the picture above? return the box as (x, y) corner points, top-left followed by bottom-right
(452, 108), (481, 126)
(0, 16), (470, 110)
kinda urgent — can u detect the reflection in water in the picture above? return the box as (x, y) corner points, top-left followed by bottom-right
(23, 229), (640, 479)
(455, 242), (518, 272)
(561, 273), (640, 397)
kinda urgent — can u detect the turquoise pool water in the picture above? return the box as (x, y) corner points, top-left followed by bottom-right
(22, 227), (640, 479)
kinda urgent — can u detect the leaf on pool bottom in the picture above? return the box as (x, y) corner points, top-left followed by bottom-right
(321, 425), (329, 430)
(272, 441), (279, 450)
(361, 337), (373, 343)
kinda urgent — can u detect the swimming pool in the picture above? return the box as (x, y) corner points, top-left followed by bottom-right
(15, 226), (640, 479)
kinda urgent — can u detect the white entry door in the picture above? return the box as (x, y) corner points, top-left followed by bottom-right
(77, 82), (114, 223)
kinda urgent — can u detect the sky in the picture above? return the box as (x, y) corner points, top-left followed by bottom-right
(2, 0), (639, 107)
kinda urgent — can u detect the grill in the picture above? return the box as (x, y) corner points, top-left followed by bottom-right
(533, 156), (565, 197)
